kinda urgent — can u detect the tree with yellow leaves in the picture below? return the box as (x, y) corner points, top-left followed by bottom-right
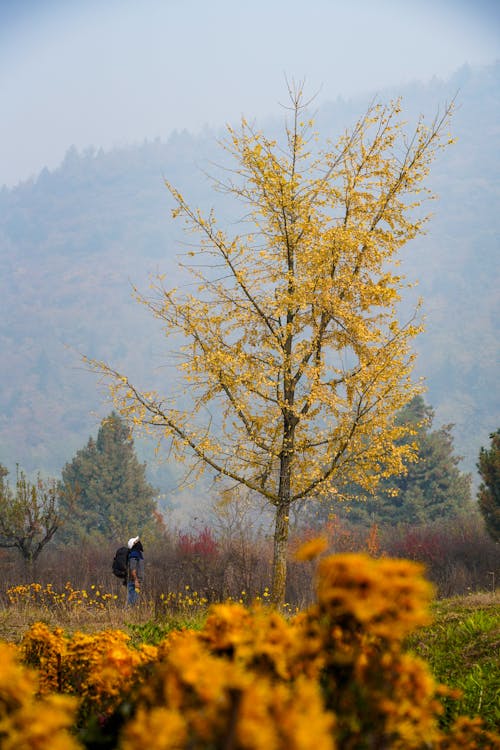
(90, 85), (453, 605)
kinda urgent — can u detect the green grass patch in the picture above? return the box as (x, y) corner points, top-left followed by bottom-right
(126, 611), (207, 646)
(405, 591), (500, 730)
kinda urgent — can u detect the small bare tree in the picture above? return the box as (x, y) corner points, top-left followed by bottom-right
(0, 467), (62, 568)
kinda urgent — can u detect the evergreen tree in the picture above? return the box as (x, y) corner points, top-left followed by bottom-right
(377, 396), (472, 524)
(315, 397), (472, 527)
(59, 412), (157, 544)
(477, 429), (500, 542)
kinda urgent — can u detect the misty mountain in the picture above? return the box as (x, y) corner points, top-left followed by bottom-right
(0, 61), (498, 491)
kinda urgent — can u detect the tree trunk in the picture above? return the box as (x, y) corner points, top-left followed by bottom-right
(271, 500), (291, 607)
(271, 389), (295, 606)
(22, 554), (35, 583)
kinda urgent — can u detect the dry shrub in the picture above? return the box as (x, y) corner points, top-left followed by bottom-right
(382, 512), (500, 596)
(1, 507), (498, 613)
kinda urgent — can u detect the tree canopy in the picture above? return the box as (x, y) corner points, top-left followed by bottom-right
(90, 87), (453, 604)
(58, 412), (157, 544)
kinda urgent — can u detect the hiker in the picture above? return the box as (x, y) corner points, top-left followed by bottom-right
(127, 536), (144, 606)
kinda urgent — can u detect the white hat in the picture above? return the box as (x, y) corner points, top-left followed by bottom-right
(127, 536), (140, 549)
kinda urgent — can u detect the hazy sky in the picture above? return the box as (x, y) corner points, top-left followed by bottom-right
(1, 0), (499, 188)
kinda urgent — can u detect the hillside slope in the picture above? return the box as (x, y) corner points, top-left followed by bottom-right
(0, 62), (498, 485)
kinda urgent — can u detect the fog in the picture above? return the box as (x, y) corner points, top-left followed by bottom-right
(1, 0), (499, 188)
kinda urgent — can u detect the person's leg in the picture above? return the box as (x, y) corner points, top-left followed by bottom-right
(127, 580), (138, 606)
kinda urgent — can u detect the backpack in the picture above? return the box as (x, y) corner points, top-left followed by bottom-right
(112, 546), (130, 581)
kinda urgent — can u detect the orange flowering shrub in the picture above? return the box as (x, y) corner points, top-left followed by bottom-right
(20, 621), (67, 694)
(201, 602), (297, 680)
(3, 552), (499, 748)
(21, 622), (158, 722)
(436, 716), (500, 749)
(120, 630), (334, 750)
(315, 553), (434, 640)
(292, 554), (447, 748)
(0, 641), (79, 750)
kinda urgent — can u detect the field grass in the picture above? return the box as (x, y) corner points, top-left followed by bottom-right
(405, 590), (500, 730)
(0, 591), (208, 644)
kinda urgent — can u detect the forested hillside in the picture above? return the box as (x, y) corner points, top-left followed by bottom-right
(0, 61), (498, 488)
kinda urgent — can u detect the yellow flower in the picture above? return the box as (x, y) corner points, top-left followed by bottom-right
(295, 536), (328, 561)
(120, 706), (187, 749)
(316, 553), (433, 640)
(0, 643), (79, 750)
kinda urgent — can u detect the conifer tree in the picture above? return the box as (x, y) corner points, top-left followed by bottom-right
(477, 429), (500, 542)
(89, 87), (453, 604)
(58, 412), (157, 544)
(325, 396), (472, 526)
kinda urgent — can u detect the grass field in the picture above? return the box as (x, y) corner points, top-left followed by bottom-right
(406, 591), (500, 731)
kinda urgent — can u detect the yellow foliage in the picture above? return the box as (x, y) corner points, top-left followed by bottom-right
(85, 86), (455, 603)
(315, 553), (434, 640)
(88, 88), (454, 502)
(0, 641), (79, 750)
(436, 716), (500, 749)
(294, 535), (328, 561)
(21, 622), (158, 720)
